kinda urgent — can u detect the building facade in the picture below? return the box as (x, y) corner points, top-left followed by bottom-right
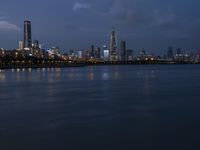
(109, 28), (118, 61)
(24, 20), (32, 48)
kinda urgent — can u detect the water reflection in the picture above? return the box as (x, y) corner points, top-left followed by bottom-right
(102, 73), (109, 80)
(0, 72), (5, 81)
(136, 70), (156, 79)
(135, 70), (157, 95)
(88, 72), (95, 80)
(113, 71), (120, 79)
(67, 73), (82, 80)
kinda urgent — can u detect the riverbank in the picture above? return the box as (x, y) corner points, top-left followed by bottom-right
(0, 60), (198, 70)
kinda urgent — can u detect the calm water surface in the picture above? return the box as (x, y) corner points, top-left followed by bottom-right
(0, 65), (200, 150)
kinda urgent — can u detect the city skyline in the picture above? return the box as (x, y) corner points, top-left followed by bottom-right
(0, 0), (200, 54)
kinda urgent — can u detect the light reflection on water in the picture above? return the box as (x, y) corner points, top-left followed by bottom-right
(102, 73), (109, 80)
(5, 67), (122, 82)
(0, 72), (5, 81)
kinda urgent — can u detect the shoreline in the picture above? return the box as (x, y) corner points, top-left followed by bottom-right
(0, 61), (199, 70)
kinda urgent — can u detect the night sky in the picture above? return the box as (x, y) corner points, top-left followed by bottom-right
(0, 0), (200, 54)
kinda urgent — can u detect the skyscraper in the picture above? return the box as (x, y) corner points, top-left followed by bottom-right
(126, 49), (133, 61)
(24, 20), (32, 48)
(167, 46), (174, 59)
(120, 41), (126, 61)
(176, 48), (182, 55)
(91, 45), (95, 58)
(96, 47), (101, 59)
(103, 45), (109, 61)
(109, 28), (118, 61)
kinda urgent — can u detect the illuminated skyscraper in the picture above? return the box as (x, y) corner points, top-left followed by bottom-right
(24, 20), (32, 48)
(103, 45), (109, 61)
(109, 28), (118, 61)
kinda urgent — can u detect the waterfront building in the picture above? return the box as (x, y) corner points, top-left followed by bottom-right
(126, 49), (133, 61)
(0, 48), (5, 57)
(33, 40), (39, 50)
(96, 47), (101, 59)
(167, 46), (174, 59)
(39, 44), (46, 50)
(176, 48), (182, 56)
(51, 47), (60, 55)
(78, 50), (83, 59)
(103, 45), (109, 61)
(69, 50), (74, 56)
(175, 48), (183, 61)
(139, 48), (146, 60)
(91, 45), (95, 58)
(47, 47), (60, 58)
(24, 20), (32, 48)
(109, 28), (118, 61)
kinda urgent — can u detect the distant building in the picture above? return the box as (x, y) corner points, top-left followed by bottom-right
(120, 41), (126, 61)
(18, 41), (24, 50)
(126, 49), (133, 61)
(167, 46), (174, 59)
(33, 40), (39, 50)
(39, 44), (46, 50)
(91, 45), (95, 58)
(176, 48), (182, 55)
(139, 48), (146, 60)
(69, 50), (74, 56)
(0, 48), (5, 57)
(103, 45), (109, 61)
(96, 47), (101, 59)
(24, 20), (32, 48)
(49, 47), (60, 55)
(78, 50), (83, 59)
(109, 28), (118, 61)
(140, 48), (146, 56)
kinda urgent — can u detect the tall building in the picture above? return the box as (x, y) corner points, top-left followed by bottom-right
(24, 20), (32, 48)
(126, 49), (133, 61)
(176, 48), (182, 55)
(167, 46), (174, 59)
(78, 50), (83, 59)
(120, 41), (126, 61)
(110, 28), (118, 61)
(91, 45), (95, 58)
(96, 47), (101, 59)
(140, 48), (146, 60)
(103, 45), (109, 61)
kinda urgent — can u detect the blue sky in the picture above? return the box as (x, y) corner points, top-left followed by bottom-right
(0, 0), (200, 54)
